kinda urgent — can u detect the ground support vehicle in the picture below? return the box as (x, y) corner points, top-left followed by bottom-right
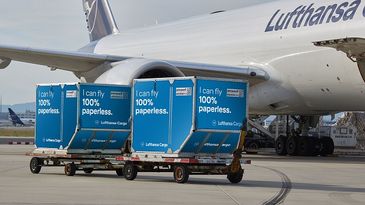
(28, 150), (251, 183)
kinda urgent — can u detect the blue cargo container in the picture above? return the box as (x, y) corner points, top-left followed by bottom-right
(31, 78), (250, 184)
(132, 77), (248, 156)
(35, 83), (131, 154)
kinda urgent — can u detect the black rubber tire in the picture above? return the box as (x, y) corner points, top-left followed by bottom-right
(83, 168), (93, 174)
(275, 135), (288, 155)
(320, 137), (335, 156)
(297, 137), (309, 156)
(116, 169), (124, 176)
(308, 137), (321, 156)
(227, 168), (244, 184)
(297, 137), (321, 156)
(64, 163), (76, 176)
(173, 165), (189, 184)
(123, 163), (138, 180)
(245, 141), (259, 154)
(286, 136), (299, 156)
(30, 157), (43, 174)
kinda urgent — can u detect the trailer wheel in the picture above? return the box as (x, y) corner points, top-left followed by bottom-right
(123, 164), (137, 180)
(173, 165), (189, 183)
(275, 135), (287, 155)
(83, 168), (93, 174)
(116, 169), (124, 176)
(227, 168), (244, 184)
(30, 157), (43, 174)
(64, 163), (76, 176)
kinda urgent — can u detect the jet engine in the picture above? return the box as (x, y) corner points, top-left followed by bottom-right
(0, 57), (11, 69)
(94, 58), (185, 85)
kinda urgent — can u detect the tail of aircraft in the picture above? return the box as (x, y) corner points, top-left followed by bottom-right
(83, 0), (120, 42)
(8, 108), (25, 126)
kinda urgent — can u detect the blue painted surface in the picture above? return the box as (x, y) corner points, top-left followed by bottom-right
(68, 130), (130, 150)
(195, 79), (247, 131)
(35, 78), (247, 155)
(171, 80), (194, 152)
(35, 83), (131, 152)
(133, 80), (171, 153)
(79, 84), (131, 130)
(132, 77), (248, 155)
(61, 84), (78, 148)
(36, 85), (63, 149)
(179, 132), (239, 154)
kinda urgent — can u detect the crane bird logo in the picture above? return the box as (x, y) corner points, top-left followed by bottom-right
(83, 0), (98, 34)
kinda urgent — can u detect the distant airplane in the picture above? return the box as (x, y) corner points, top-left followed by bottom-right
(8, 108), (34, 127)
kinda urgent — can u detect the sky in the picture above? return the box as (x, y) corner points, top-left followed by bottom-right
(0, 0), (274, 105)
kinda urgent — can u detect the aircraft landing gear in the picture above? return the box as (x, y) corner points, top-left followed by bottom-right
(320, 137), (335, 156)
(286, 136), (299, 156)
(274, 116), (334, 156)
(275, 135), (288, 155)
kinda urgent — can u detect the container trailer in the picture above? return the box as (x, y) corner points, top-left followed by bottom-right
(28, 77), (250, 183)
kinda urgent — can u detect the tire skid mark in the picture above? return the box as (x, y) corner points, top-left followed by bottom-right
(256, 165), (292, 205)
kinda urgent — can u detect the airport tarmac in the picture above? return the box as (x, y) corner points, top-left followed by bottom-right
(0, 145), (364, 205)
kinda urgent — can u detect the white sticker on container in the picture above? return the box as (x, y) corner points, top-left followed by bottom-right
(110, 91), (128, 100)
(176, 87), (192, 96)
(227, 89), (244, 98)
(66, 90), (77, 98)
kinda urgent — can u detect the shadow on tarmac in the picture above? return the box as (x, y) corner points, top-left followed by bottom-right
(39, 172), (365, 193)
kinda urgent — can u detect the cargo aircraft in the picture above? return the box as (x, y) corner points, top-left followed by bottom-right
(0, 0), (364, 155)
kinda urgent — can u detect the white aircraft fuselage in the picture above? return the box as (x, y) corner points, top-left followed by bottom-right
(92, 0), (365, 115)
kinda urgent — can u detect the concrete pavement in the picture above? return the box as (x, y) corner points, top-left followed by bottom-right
(0, 145), (364, 205)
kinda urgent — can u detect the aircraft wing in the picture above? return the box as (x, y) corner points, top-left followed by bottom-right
(0, 45), (128, 72)
(314, 37), (365, 81)
(0, 44), (269, 83)
(313, 37), (365, 62)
